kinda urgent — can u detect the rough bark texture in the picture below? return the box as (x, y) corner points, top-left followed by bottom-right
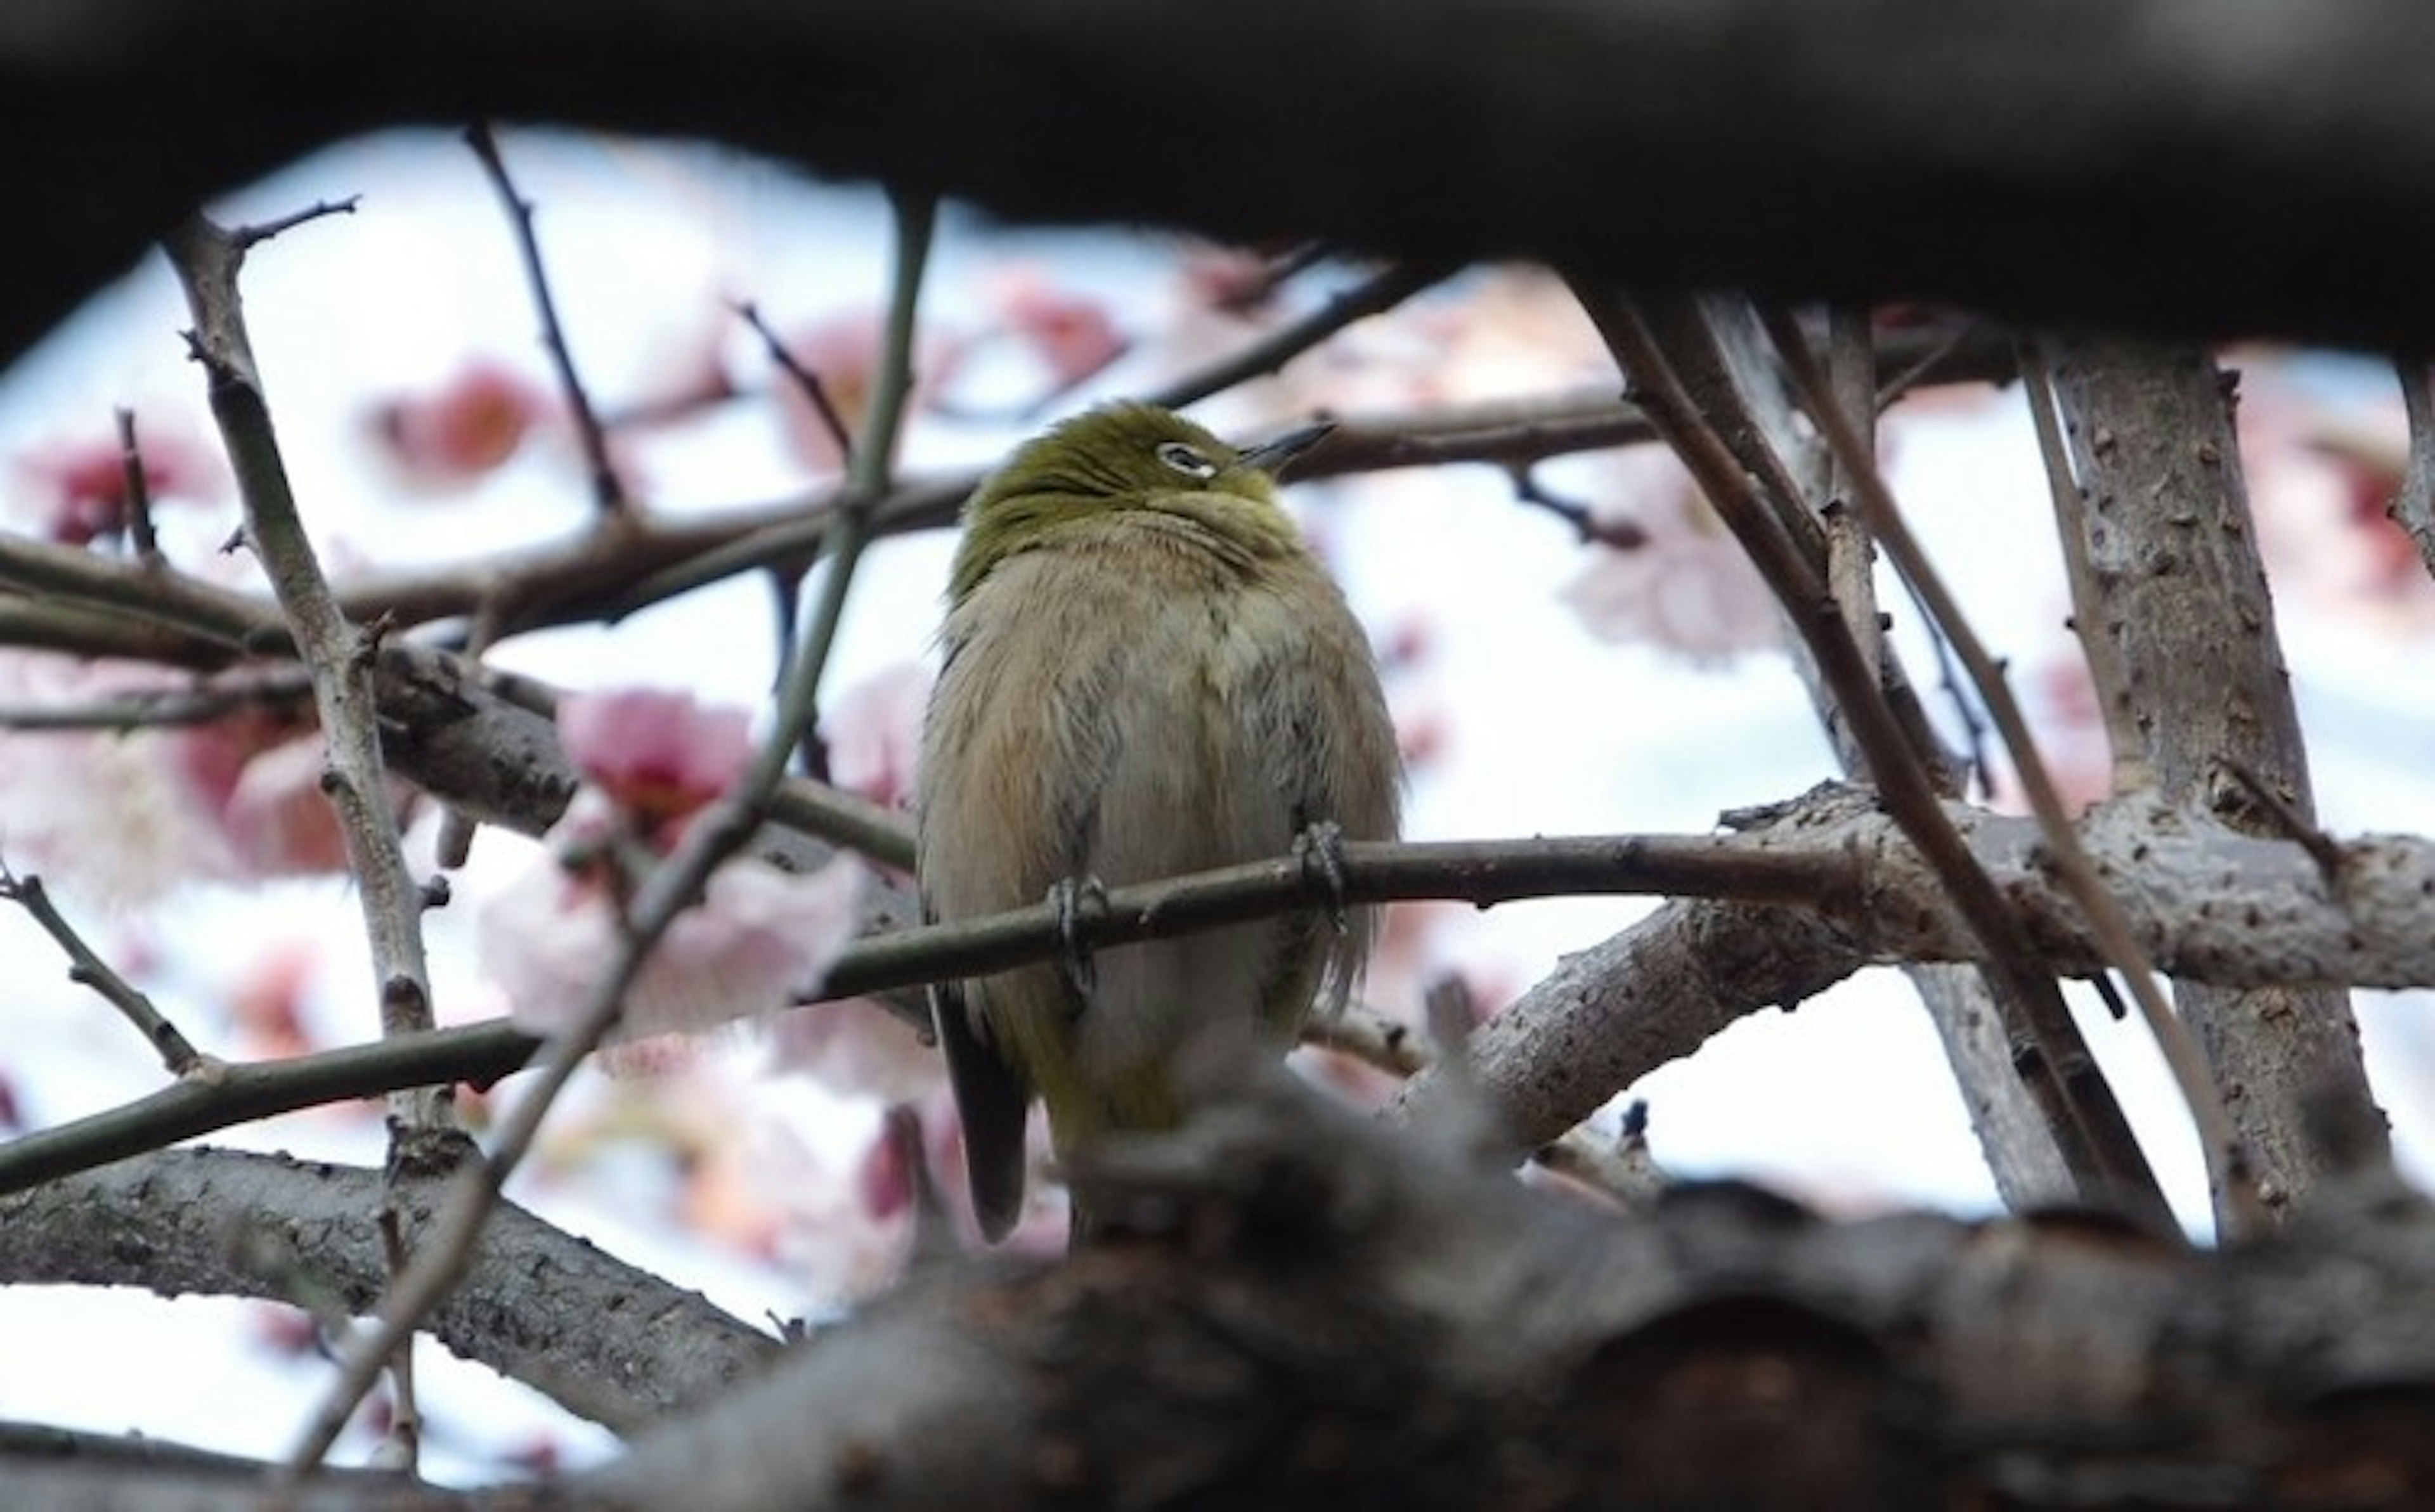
(2043, 339), (2389, 1225)
(0, 1149), (778, 1431)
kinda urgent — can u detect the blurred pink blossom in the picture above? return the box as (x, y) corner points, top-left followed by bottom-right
(821, 661), (931, 812)
(1559, 453), (1781, 664)
(768, 997), (942, 1104)
(765, 311), (956, 474)
(481, 804), (866, 1040)
(990, 269), (1129, 396)
(557, 687), (753, 843)
(755, 1117), (916, 1300)
(216, 733), (355, 876)
(13, 425), (220, 546)
(2238, 377), (2435, 631)
(363, 360), (550, 491)
(1987, 646), (2114, 817)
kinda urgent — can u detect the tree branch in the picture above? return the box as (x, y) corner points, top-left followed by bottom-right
(0, 1148), (776, 1430)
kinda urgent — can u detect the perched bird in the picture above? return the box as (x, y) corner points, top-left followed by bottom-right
(918, 401), (1401, 1243)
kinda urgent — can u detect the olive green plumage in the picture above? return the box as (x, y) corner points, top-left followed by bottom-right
(918, 402), (1402, 1242)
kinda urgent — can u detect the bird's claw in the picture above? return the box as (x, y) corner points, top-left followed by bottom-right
(1050, 875), (1110, 997)
(1293, 820), (1351, 936)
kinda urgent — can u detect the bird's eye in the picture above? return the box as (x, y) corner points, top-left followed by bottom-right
(1155, 441), (1219, 479)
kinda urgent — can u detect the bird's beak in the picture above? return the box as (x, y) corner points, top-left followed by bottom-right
(1237, 420), (1337, 479)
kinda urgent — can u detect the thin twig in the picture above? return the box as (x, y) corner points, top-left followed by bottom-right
(0, 676), (311, 731)
(1145, 261), (1457, 412)
(464, 123), (627, 517)
(112, 407), (163, 565)
(278, 187), (938, 1482)
(735, 298), (856, 472)
(0, 863), (207, 1078)
(2388, 356), (2435, 581)
(1304, 1002), (1432, 1079)
(370, 1211), (421, 1474)
(228, 196), (360, 252)
(2223, 761), (2347, 883)
(1770, 309), (2260, 1239)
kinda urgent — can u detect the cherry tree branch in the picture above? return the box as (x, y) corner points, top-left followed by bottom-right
(11, 785), (2435, 1196)
(163, 212), (451, 1144)
(0, 1148), (775, 1430)
(2032, 337), (2386, 1225)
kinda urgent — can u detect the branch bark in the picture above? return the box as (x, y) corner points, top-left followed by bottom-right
(0, 1148), (778, 1431)
(2039, 338), (2389, 1225)
(22, 1078), (2435, 1509)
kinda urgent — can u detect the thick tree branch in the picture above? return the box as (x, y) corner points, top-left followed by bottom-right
(2038, 338), (2387, 1225)
(36, 1076), (2435, 1509)
(0, 1148), (777, 1430)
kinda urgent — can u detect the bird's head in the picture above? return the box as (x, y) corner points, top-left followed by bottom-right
(948, 401), (1335, 602)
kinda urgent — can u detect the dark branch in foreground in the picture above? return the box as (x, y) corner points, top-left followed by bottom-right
(13, 1075), (2435, 1508)
(9, 2), (2435, 370)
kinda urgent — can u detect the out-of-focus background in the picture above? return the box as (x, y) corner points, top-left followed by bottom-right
(3, 131), (2432, 1482)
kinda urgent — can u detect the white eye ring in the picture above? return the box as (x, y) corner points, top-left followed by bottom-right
(1155, 441), (1219, 479)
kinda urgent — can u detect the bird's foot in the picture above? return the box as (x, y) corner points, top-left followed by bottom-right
(1292, 820), (1351, 935)
(1049, 874), (1110, 997)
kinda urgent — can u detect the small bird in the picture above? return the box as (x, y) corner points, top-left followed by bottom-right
(918, 401), (1401, 1243)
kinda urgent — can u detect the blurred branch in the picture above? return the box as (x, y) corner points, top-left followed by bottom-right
(466, 122), (630, 516)
(13, 2), (2435, 372)
(1144, 261), (1457, 411)
(2391, 357), (2435, 580)
(0, 865), (205, 1076)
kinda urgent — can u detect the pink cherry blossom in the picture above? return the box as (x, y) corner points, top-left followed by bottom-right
(557, 687), (753, 841)
(13, 425), (220, 546)
(1559, 452), (1781, 664)
(363, 360), (550, 491)
(482, 832), (864, 1040)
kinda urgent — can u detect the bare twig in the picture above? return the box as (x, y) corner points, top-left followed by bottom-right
(464, 123), (628, 517)
(112, 406), (164, 564)
(735, 297), (856, 472)
(1145, 261), (1457, 412)
(2389, 357), (2435, 581)
(0, 863), (206, 1078)
(1304, 1001), (1432, 1079)
(227, 195), (359, 252)
(2224, 761), (2347, 883)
